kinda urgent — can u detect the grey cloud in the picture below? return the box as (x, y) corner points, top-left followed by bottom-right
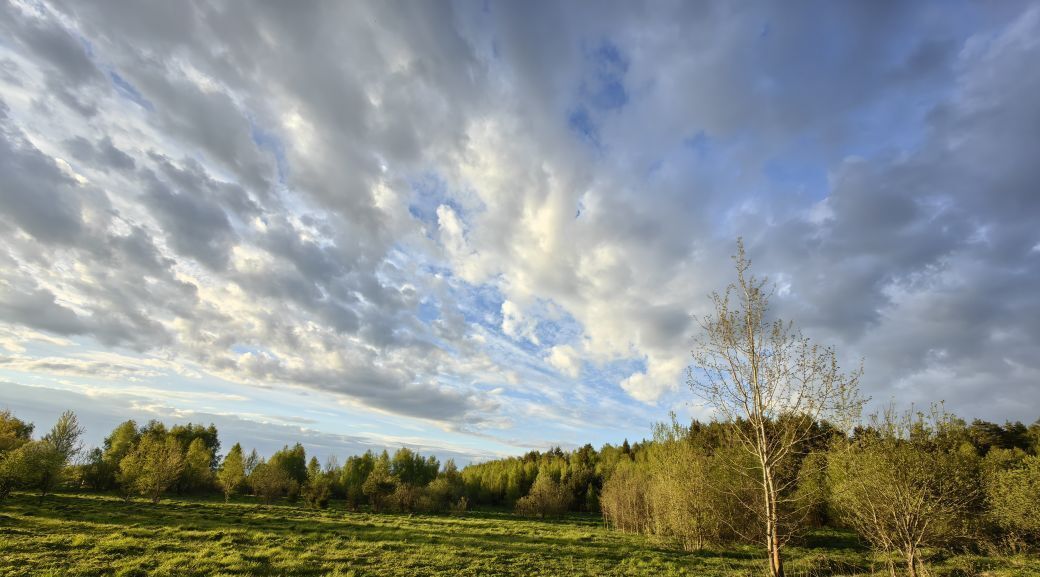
(257, 217), (350, 284)
(0, 0), (105, 116)
(0, 0), (516, 427)
(0, 271), (173, 351)
(149, 153), (261, 221)
(65, 135), (135, 171)
(0, 111), (182, 350)
(0, 288), (88, 336)
(217, 346), (491, 424)
(141, 170), (236, 270)
(0, 105), (86, 244)
(141, 76), (274, 196)
(4, 5), (99, 85)
(108, 225), (174, 274)
(749, 7), (1040, 420)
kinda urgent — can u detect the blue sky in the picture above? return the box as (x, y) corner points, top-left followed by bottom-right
(1, 0), (1039, 464)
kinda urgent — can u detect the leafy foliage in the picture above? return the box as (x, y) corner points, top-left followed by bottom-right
(217, 443), (246, 502)
(985, 452), (1040, 549)
(828, 407), (981, 577)
(119, 435), (185, 503)
(515, 470), (572, 518)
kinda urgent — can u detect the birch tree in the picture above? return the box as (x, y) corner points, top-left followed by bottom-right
(689, 239), (865, 577)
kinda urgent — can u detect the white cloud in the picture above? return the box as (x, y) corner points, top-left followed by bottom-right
(547, 344), (581, 378)
(0, 0), (1038, 456)
(620, 355), (685, 404)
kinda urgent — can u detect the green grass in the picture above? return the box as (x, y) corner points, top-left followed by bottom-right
(0, 493), (1037, 577)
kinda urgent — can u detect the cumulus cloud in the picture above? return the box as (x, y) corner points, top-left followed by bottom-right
(0, 0), (1037, 461)
(547, 345), (581, 379)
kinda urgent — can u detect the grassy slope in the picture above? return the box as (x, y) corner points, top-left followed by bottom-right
(0, 493), (1037, 577)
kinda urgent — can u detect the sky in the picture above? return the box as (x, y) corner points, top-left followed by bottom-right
(1, 0), (1038, 464)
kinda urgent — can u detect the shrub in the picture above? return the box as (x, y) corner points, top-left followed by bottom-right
(362, 457), (398, 512)
(302, 474), (332, 509)
(388, 484), (425, 512)
(516, 471), (571, 518)
(0, 409), (34, 500)
(828, 408), (980, 577)
(644, 429), (727, 551)
(248, 461), (292, 504)
(2, 441), (65, 498)
(600, 461), (651, 533)
(180, 438), (215, 494)
(119, 435), (185, 503)
(985, 454), (1040, 550)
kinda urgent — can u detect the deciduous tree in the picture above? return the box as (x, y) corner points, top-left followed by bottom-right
(689, 239), (864, 577)
(0, 409), (33, 500)
(180, 437), (215, 493)
(119, 435), (185, 503)
(217, 443), (246, 502)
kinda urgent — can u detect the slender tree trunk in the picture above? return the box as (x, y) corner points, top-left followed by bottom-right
(761, 459), (785, 577)
(766, 499), (784, 577)
(769, 514), (784, 577)
(905, 546), (918, 577)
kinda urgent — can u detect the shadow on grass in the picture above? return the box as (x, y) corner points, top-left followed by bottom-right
(4, 493), (709, 567)
(800, 529), (867, 551)
(5, 492), (882, 577)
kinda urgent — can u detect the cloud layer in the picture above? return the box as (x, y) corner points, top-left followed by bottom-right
(0, 0), (1038, 457)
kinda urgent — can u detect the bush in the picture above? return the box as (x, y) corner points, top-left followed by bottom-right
(341, 452), (375, 509)
(601, 426), (756, 551)
(452, 496), (469, 514)
(644, 432), (727, 550)
(179, 438), (215, 494)
(516, 471), (572, 518)
(425, 470), (466, 513)
(388, 484), (425, 512)
(302, 475), (332, 509)
(362, 458), (398, 512)
(217, 444), (246, 502)
(828, 408), (980, 577)
(119, 435), (185, 503)
(985, 454), (1040, 550)
(0, 410), (34, 500)
(600, 462), (651, 533)
(80, 448), (116, 491)
(249, 461), (292, 504)
(2, 441), (65, 498)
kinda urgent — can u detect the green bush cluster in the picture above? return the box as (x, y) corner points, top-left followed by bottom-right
(596, 409), (1040, 576)
(0, 409), (82, 499)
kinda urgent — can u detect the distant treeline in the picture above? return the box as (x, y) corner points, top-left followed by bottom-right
(2, 408), (1039, 557)
(0, 410), (467, 512)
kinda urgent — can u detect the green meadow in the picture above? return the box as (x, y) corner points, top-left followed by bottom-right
(1, 492), (1036, 577)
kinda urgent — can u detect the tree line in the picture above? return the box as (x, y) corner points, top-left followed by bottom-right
(0, 411), (471, 513)
(0, 405), (633, 517)
(1, 404), (1038, 577)
(599, 411), (1040, 574)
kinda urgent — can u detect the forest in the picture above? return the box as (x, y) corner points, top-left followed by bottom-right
(2, 406), (1039, 577)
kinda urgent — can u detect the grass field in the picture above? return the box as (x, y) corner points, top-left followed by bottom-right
(1, 493), (1038, 577)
